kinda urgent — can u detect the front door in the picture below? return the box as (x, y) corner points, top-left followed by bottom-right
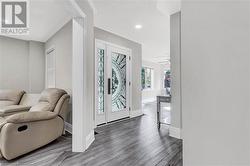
(95, 40), (131, 125)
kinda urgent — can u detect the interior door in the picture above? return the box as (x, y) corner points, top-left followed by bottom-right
(46, 48), (56, 88)
(95, 41), (131, 125)
(106, 45), (130, 122)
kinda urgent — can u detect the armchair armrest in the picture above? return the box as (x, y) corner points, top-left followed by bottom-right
(0, 105), (31, 116)
(6, 111), (58, 123)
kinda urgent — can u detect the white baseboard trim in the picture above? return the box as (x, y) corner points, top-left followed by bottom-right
(86, 130), (95, 149)
(130, 109), (143, 118)
(65, 122), (72, 134)
(169, 126), (182, 139)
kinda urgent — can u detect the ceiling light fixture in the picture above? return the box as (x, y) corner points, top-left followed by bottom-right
(135, 24), (142, 29)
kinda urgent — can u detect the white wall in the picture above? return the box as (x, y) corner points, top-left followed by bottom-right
(94, 27), (142, 115)
(45, 20), (72, 123)
(182, 1), (250, 165)
(45, 21), (72, 95)
(170, 12), (182, 132)
(28, 41), (45, 93)
(0, 36), (45, 93)
(142, 60), (169, 103)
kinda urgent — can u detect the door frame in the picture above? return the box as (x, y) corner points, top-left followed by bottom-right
(95, 39), (132, 127)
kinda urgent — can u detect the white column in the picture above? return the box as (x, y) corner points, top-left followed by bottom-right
(72, 17), (86, 152)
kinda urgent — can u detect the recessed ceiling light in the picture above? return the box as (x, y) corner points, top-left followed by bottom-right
(135, 24), (142, 29)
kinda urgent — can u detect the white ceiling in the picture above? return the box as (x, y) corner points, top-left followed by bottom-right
(92, 0), (181, 63)
(1, 0), (78, 42)
(1, 0), (180, 62)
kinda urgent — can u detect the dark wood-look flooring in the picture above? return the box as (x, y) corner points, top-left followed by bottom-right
(0, 102), (182, 166)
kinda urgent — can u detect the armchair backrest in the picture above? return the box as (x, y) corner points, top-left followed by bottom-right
(29, 88), (70, 120)
(0, 90), (25, 108)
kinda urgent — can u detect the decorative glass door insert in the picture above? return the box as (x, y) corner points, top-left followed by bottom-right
(111, 52), (126, 112)
(97, 48), (105, 114)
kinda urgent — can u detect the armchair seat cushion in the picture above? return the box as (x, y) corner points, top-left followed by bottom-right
(29, 102), (50, 112)
(0, 101), (15, 108)
(0, 105), (31, 116)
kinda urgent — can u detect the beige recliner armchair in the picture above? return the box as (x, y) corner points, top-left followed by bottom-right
(0, 88), (70, 160)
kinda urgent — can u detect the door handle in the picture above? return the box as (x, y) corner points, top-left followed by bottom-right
(108, 78), (111, 95)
